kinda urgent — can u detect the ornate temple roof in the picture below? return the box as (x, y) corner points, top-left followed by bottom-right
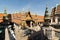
(51, 4), (60, 15)
(0, 12), (44, 25)
(51, 7), (56, 17)
(44, 5), (50, 19)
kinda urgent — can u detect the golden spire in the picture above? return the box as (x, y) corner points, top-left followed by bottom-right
(4, 7), (8, 17)
(4, 7), (7, 14)
(44, 4), (49, 20)
(3, 7), (8, 20)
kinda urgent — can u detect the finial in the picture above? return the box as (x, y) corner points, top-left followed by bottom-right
(4, 7), (7, 14)
(56, 4), (59, 7)
(15, 10), (18, 13)
(46, 4), (48, 8)
(21, 8), (25, 13)
(45, 4), (48, 12)
(35, 13), (37, 17)
(4, 6), (6, 10)
(46, 4), (48, 9)
(27, 8), (30, 12)
(22, 8), (24, 12)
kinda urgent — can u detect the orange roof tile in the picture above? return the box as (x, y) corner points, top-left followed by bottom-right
(12, 13), (44, 23)
(32, 15), (44, 22)
(0, 14), (4, 22)
(0, 13), (44, 25)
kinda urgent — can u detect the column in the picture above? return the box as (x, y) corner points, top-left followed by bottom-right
(43, 28), (46, 35)
(51, 18), (53, 24)
(55, 17), (58, 23)
(30, 21), (33, 28)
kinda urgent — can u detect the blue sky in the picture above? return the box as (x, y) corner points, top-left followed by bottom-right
(0, 0), (60, 15)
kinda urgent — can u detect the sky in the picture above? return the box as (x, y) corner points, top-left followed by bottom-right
(0, 0), (60, 16)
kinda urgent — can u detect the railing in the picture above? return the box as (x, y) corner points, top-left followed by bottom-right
(50, 22), (57, 25)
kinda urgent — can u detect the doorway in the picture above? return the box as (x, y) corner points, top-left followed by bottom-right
(26, 20), (31, 27)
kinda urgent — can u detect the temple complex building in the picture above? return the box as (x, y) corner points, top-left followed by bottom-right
(0, 10), (44, 27)
(0, 8), (44, 40)
(43, 4), (60, 40)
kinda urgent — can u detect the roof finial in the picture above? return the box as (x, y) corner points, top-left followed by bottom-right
(3, 7), (8, 20)
(46, 4), (48, 8)
(35, 13), (37, 17)
(44, 4), (49, 20)
(15, 11), (17, 13)
(21, 8), (25, 13)
(4, 7), (7, 14)
(22, 8), (24, 12)
(27, 8), (30, 12)
(46, 4), (48, 11)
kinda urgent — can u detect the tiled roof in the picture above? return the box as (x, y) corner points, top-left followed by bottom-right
(0, 13), (4, 22)
(0, 13), (44, 25)
(32, 15), (44, 22)
(11, 13), (44, 24)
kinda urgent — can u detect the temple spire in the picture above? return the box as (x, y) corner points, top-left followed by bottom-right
(44, 4), (50, 22)
(4, 7), (7, 14)
(4, 7), (8, 17)
(3, 7), (8, 20)
(45, 4), (48, 14)
(44, 4), (50, 27)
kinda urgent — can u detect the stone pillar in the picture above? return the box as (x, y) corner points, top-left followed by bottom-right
(51, 18), (53, 23)
(55, 17), (58, 23)
(5, 28), (10, 40)
(43, 28), (46, 35)
(30, 21), (33, 28)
